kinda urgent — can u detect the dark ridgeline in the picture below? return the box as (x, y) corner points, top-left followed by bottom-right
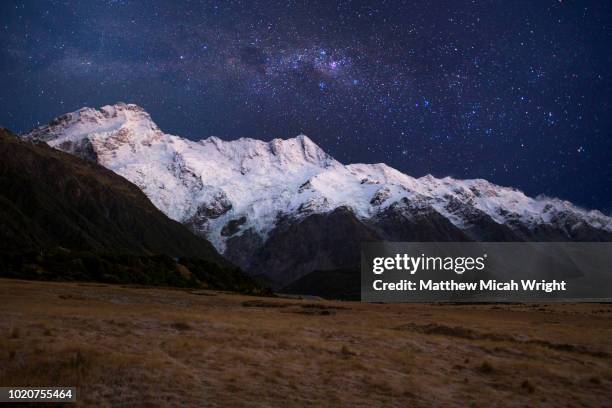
(0, 128), (265, 294)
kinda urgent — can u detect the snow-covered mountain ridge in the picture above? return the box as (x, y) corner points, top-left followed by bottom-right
(23, 103), (612, 261)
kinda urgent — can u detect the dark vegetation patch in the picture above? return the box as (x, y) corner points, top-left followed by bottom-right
(288, 308), (335, 316)
(476, 361), (495, 374)
(171, 322), (192, 331)
(0, 249), (268, 295)
(58, 293), (87, 300)
(188, 290), (217, 297)
(241, 299), (348, 315)
(241, 300), (293, 308)
(521, 379), (536, 393)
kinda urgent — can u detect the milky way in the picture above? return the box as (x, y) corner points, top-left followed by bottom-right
(1, 0), (610, 211)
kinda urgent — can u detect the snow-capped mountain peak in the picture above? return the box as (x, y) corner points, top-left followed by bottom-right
(23, 103), (612, 260)
(24, 102), (164, 165)
(26, 102), (160, 144)
(197, 133), (339, 172)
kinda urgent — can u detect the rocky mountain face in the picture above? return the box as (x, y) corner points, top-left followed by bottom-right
(24, 103), (612, 289)
(0, 127), (263, 293)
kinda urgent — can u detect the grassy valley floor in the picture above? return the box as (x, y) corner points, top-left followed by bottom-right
(0, 278), (611, 407)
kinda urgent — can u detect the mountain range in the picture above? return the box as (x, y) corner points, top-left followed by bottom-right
(22, 103), (612, 293)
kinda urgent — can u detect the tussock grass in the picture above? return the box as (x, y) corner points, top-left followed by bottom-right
(9, 327), (20, 339)
(171, 322), (192, 331)
(0, 279), (611, 407)
(477, 361), (494, 374)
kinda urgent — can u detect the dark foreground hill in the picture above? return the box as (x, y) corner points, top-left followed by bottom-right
(0, 128), (265, 293)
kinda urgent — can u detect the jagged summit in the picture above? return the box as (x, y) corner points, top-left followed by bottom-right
(26, 103), (337, 171)
(23, 103), (163, 164)
(198, 133), (337, 170)
(23, 103), (612, 285)
(25, 102), (159, 142)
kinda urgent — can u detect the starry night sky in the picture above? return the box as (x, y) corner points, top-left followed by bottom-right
(1, 0), (610, 212)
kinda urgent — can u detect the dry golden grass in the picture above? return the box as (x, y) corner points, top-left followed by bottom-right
(1, 278), (611, 407)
